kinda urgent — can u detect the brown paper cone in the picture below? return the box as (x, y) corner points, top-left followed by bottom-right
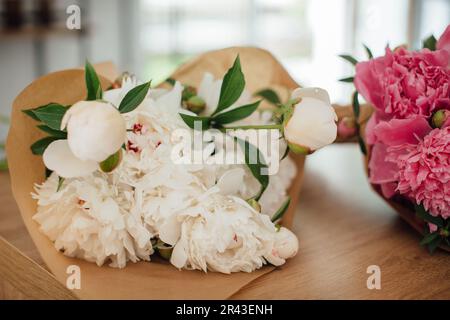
(6, 47), (305, 299)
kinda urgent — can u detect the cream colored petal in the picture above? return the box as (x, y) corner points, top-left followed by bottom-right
(291, 87), (331, 105)
(217, 168), (245, 195)
(159, 214), (181, 246)
(170, 239), (188, 269)
(43, 140), (98, 178)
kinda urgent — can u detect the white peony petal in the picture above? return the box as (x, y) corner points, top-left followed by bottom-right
(273, 227), (299, 259)
(217, 168), (245, 195)
(153, 81), (183, 113)
(158, 214), (181, 246)
(43, 140), (98, 178)
(170, 239), (188, 269)
(291, 87), (331, 105)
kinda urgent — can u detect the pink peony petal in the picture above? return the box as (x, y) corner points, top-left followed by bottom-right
(369, 143), (399, 184)
(373, 116), (432, 146)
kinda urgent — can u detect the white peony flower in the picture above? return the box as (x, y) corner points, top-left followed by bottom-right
(43, 100), (126, 178)
(167, 191), (295, 273)
(32, 173), (153, 268)
(61, 100), (126, 162)
(284, 87), (337, 154)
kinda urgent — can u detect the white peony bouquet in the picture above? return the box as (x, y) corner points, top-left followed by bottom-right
(24, 57), (337, 273)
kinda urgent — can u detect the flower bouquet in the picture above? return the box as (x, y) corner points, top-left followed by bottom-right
(339, 25), (450, 252)
(6, 47), (337, 299)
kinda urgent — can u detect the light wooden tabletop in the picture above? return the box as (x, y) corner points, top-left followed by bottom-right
(1, 144), (449, 299)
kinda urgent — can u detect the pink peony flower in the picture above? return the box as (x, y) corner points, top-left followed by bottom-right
(394, 126), (450, 218)
(355, 47), (450, 121)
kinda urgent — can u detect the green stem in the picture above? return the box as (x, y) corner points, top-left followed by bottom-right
(221, 124), (282, 130)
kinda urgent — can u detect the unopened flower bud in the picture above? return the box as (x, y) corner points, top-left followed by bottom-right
(182, 85), (197, 101)
(337, 116), (357, 139)
(432, 109), (450, 128)
(155, 240), (173, 260)
(185, 95), (206, 114)
(283, 88), (337, 154)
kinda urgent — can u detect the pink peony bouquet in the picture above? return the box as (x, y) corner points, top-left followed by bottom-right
(340, 25), (450, 252)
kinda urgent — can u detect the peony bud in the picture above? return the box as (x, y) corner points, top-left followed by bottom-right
(283, 88), (337, 154)
(184, 95), (206, 114)
(182, 85), (197, 101)
(432, 109), (450, 128)
(337, 116), (357, 139)
(61, 100), (126, 162)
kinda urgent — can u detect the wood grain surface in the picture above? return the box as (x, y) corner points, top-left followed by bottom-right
(1, 143), (449, 299)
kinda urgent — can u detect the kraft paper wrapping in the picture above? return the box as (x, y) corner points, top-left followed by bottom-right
(6, 47), (306, 299)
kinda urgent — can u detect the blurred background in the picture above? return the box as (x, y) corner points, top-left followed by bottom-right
(0, 0), (449, 166)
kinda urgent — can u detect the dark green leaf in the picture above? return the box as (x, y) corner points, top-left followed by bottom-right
(352, 91), (360, 118)
(422, 35), (437, 51)
(339, 54), (358, 65)
(281, 145), (290, 160)
(31, 103), (68, 130)
(213, 55), (245, 115)
(236, 137), (269, 201)
(0, 158), (7, 171)
(118, 81), (151, 113)
(22, 108), (40, 121)
(30, 136), (59, 155)
(415, 204), (444, 227)
(363, 44), (374, 59)
(254, 89), (281, 105)
(37, 125), (67, 139)
(179, 113), (210, 130)
(213, 101), (260, 125)
(358, 136), (367, 155)
(57, 177), (65, 192)
(420, 232), (439, 246)
(165, 77), (176, 86)
(427, 236), (442, 254)
(85, 60), (102, 100)
(271, 197), (291, 223)
(338, 76), (355, 83)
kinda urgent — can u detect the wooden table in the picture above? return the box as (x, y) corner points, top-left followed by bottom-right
(1, 144), (449, 299)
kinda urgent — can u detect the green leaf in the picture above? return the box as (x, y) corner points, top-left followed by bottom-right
(254, 89), (281, 105)
(30, 103), (68, 130)
(0, 158), (7, 171)
(179, 113), (210, 130)
(271, 197), (291, 223)
(37, 125), (67, 139)
(415, 204), (444, 227)
(213, 101), (260, 125)
(236, 138), (269, 201)
(165, 77), (176, 86)
(363, 44), (374, 59)
(339, 54), (358, 65)
(118, 81), (151, 113)
(213, 55), (245, 115)
(30, 136), (59, 155)
(22, 108), (40, 121)
(338, 76), (355, 83)
(422, 35), (437, 51)
(358, 136), (367, 155)
(352, 91), (360, 119)
(427, 236), (442, 254)
(420, 232), (439, 246)
(57, 177), (65, 192)
(85, 60), (102, 100)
